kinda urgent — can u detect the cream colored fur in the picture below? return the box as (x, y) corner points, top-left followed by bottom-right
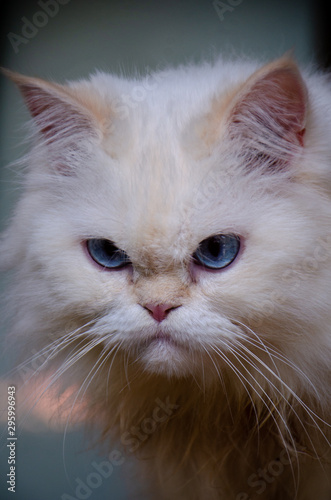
(1, 56), (331, 499)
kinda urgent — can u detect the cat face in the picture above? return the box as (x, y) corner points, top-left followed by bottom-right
(2, 57), (331, 382)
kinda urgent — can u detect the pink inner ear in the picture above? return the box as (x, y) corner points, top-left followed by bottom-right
(15, 80), (99, 176)
(19, 83), (96, 144)
(231, 65), (308, 150)
(297, 128), (306, 147)
(259, 67), (307, 144)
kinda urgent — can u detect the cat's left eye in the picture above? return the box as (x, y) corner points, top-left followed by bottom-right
(193, 234), (240, 270)
(86, 239), (131, 269)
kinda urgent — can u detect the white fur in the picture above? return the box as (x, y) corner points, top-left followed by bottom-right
(2, 57), (331, 499)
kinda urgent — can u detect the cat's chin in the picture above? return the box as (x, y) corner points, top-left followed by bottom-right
(137, 333), (193, 377)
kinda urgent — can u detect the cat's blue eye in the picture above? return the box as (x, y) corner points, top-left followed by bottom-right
(193, 234), (240, 269)
(86, 239), (131, 269)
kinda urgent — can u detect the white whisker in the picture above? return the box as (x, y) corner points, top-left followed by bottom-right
(210, 342), (300, 495)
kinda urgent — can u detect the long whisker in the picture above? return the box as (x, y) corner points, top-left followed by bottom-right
(199, 350), (206, 396)
(204, 343), (259, 432)
(17, 331), (107, 430)
(229, 340), (319, 446)
(12, 319), (97, 385)
(228, 338), (329, 494)
(106, 340), (125, 402)
(200, 343), (238, 423)
(61, 337), (121, 484)
(224, 326), (331, 488)
(232, 337), (331, 435)
(210, 342), (300, 495)
(232, 319), (321, 400)
(200, 344), (225, 392)
(230, 340), (331, 488)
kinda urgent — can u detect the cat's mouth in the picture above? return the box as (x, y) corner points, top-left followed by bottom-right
(137, 328), (188, 375)
(149, 330), (178, 346)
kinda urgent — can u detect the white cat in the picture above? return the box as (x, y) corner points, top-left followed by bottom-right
(1, 55), (331, 499)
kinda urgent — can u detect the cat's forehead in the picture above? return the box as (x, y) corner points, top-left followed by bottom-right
(94, 136), (244, 269)
(76, 62), (274, 262)
(110, 143), (199, 260)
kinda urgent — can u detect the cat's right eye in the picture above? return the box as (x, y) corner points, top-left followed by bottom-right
(86, 239), (131, 269)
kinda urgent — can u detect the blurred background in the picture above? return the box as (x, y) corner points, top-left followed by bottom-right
(0, 0), (329, 499)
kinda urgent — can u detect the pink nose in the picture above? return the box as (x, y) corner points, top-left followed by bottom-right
(143, 302), (180, 322)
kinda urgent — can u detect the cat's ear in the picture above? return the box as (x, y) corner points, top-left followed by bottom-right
(2, 68), (106, 173)
(225, 56), (308, 171)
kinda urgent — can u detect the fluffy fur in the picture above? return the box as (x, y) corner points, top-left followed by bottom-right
(1, 55), (331, 499)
